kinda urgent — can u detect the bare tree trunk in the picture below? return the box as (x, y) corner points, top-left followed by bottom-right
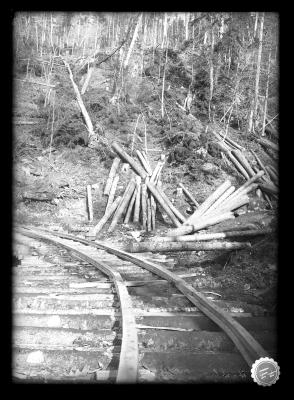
(253, 12), (265, 132)
(161, 46), (168, 118)
(261, 50), (272, 136)
(123, 13), (142, 69)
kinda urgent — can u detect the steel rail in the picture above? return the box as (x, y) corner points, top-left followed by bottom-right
(16, 226), (270, 369)
(15, 227), (138, 384)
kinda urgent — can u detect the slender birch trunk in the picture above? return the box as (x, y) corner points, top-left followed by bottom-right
(123, 13), (142, 69)
(253, 12), (265, 131)
(261, 50), (272, 136)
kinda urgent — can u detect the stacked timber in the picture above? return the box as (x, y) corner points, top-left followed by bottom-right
(87, 143), (186, 238)
(125, 172), (274, 253)
(212, 130), (278, 205)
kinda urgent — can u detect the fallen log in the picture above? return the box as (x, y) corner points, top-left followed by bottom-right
(209, 195), (249, 216)
(157, 188), (186, 223)
(250, 150), (271, 181)
(125, 240), (251, 253)
(136, 150), (152, 176)
(151, 228), (273, 242)
(150, 160), (162, 183)
(141, 182), (147, 230)
(178, 183), (200, 207)
(220, 184), (258, 209)
(104, 157), (121, 195)
(105, 174), (119, 212)
(167, 212), (234, 237)
(112, 142), (147, 179)
(124, 186), (137, 224)
(133, 176), (141, 223)
(184, 180), (232, 226)
(216, 131), (244, 151)
(203, 185), (235, 215)
(90, 195), (122, 236)
(226, 151), (250, 180)
(259, 182), (278, 196)
(257, 138), (278, 152)
(86, 185), (93, 222)
(108, 180), (136, 232)
(226, 171), (264, 202)
(231, 150), (255, 178)
(265, 166), (278, 184)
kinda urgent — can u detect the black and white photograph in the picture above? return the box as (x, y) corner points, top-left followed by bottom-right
(12, 11), (279, 384)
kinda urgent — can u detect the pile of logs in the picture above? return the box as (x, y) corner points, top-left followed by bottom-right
(212, 130), (278, 205)
(124, 171), (274, 253)
(88, 143), (186, 238)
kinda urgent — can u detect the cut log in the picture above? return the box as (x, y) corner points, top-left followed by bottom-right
(150, 161), (162, 183)
(133, 176), (142, 223)
(90, 195), (122, 236)
(209, 195), (249, 216)
(86, 185), (93, 221)
(157, 188), (186, 223)
(226, 171), (264, 202)
(150, 195), (156, 230)
(112, 143), (147, 179)
(257, 138), (278, 152)
(265, 166), (278, 184)
(184, 180), (232, 226)
(250, 150), (271, 180)
(147, 197), (152, 231)
(231, 150), (255, 178)
(217, 131), (244, 151)
(226, 151), (250, 179)
(125, 240), (251, 253)
(259, 183), (278, 196)
(105, 174), (119, 212)
(203, 186), (235, 215)
(146, 181), (181, 227)
(124, 186), (137, 224)
(152, 228), (273, 242)
(108, 181), (136, 232)
(167, 212), (234, 237)
(104, 157), (121, 195)
(141, 182), (147, 230)
(136, 150), (152, 176)
(178, 183), (200, 207)
(112, 142), (179, 226)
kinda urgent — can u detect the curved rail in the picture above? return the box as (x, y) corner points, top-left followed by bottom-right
(16, 226), (269, 369)
(15, 227), (138, 383)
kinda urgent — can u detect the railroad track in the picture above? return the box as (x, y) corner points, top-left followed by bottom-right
(13, 226), (277, 383)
